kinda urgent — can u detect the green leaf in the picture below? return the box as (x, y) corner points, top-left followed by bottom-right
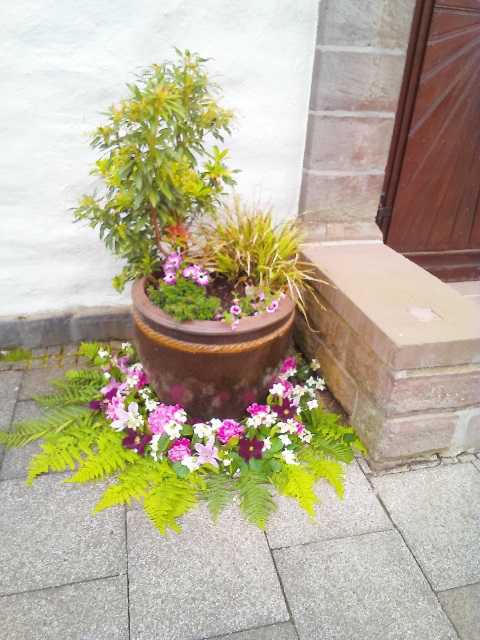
(171, 461), (190, 478)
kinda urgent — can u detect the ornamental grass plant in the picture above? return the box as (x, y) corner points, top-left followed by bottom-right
(0, 343), (365, 535)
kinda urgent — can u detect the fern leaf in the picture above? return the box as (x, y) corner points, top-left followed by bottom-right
(274, 464), (319, 519)
(92, 466), (151, 514)
(299, 449), (345, 498)
(31, 385), (100, 408)
(78, 342), (104, 361)
(144, 476), (199, 535)
(237, 470), (276, 531)
(66, 430), (138, 483)
(310, 434), (354, 464)
(204, 472), (235, 523)
(0, 407), (93, 449)
(26, 435), (85, 484)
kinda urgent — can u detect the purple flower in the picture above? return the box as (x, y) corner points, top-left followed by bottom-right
(163, 271), (176, 285)
(230, 303), (241, 315)
(238, 437), (263, 462)
(122, 428), (152, 455)
(194, 436), (220, 468)
(247, 403), (270, 416)
(280, 357), (297, 375)
(182, 265), (200, 279)
(266, 300), (279, 313)
(110, 401), (144, 431)
(271, 398), (298, 420)
(164, 253), (182, 270)
(195, 271), (210, 286)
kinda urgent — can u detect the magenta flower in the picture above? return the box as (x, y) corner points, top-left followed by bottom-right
(167, 438), (191, 461)
(105, 395), (126, 420)
(183, 265), (200, 279)
(230, 303), (242, 315)
(247, 403), (270, 416)
(163, 271), (176, 285)
(122, 428), (152, 454)
(100, 377), (127, 399)
(280, 357), (297, 375)
(217, 419), (244, 444)
(194, 437), (220, 468)
(238, 437), (263, 462)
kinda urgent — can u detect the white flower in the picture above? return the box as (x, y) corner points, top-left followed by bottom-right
(298, 429), (313, 443)
(279, 434), (292, 446)
(164, 423), (183, 440)
(306, 377), (317, 387)
(98, 349), (110, 358)
(193, 422), (214, 439)
(210, 419), (222, 432)
(223, 458), (233, 467)
(269, 383), (285, 397)
(121, 342), (131, 350)
(311, 358), (320, 371)
(262, 436), (272, 451)
(181, 455), (200, 472)
(316, 378), (326, 390)
(281, 449), (299, 465)
(150, 434), (162, 461)
(264, 413), (278, 427)
(103, 372), (111, 379)
(145, 398), (159, 412)
(307, 399), (319, 410)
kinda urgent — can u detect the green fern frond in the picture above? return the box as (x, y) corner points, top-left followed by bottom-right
(204, 472), (236, 523)
(26, 434), (94, 485)
(66, 429), (138, 483)
(299, 449), (345, 498)
(58, 369), (104, 386)
(78, 342), (104, 361)
(144, 475), (199, 535)
(274, 464), (319, 519)
(31, 385), (100, 408)
(311, 434), (354, 464)
(92, 465), (151, 513)
(237, 470), (276, 531)
(0, 406), (93, 449)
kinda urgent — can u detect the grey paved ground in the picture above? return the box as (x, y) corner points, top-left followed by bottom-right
(0, 351), (479, 639)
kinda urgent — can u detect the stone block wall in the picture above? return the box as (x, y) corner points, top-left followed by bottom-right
(299, 0), (416, 241)
(294, 244), (480, 463)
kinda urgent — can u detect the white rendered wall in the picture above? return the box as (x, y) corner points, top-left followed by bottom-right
(0, 0), (318, 317)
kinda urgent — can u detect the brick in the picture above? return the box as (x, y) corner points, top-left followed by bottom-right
(317, 0), (416, 49)
(375, 413), (458, 460)
(299, 173), (384, 221)
(388, 367), (480, 416)
(310, 50), (406, 112)
(304, 114), (395, 172)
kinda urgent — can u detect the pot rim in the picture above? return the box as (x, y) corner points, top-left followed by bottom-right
(132, 276), (296, 339)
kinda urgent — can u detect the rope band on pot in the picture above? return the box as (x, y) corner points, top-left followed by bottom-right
(133, 309), (295, 354)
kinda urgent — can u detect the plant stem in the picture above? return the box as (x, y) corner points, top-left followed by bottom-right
(149, 204), (168, 258)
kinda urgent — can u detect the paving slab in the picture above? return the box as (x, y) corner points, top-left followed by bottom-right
(19, 366), (73, 400)
(274, 529), (458, 640)
(372, 464), (480, 591)
(0, 474), (126, 594)
(438, 583), (480, 640)
(210, 621), (299, 640)
(266, 460), (392, 549)
(127, 504), (289, 640)
(0, 575), (129, 640)
(0, 371), (23, 428)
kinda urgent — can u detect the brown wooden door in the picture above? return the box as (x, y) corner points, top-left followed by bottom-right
(378, 0), (480, 281)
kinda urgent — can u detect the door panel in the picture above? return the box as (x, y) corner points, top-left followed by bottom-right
(380, 0), (480, 280)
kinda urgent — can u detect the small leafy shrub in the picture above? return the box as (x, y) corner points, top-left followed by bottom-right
(148, 276), (221, 322)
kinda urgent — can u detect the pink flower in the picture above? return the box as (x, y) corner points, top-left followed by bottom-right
(148, 403), (186, 435)
(167, 438), (191, 461)
(163, 271), (176, 285)
(217, 419), (244, 444)
(230, 304), (241, 315)
(194, 437), (220, 468)
(105, 395), (125, 420)
(183, 265), (200, 279)
(266, 300), (279, 313)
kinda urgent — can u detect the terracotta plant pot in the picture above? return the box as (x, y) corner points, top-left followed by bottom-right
(132, 277), (296, 421)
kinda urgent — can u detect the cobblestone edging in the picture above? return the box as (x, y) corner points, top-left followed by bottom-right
(2, 342), (478, 475)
